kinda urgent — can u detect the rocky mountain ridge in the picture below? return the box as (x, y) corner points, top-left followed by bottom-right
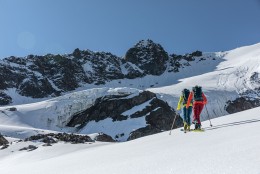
(1, 40), (260, 127)
(0, 39), (203, 105)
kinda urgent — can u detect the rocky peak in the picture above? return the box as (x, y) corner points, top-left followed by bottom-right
(125, 39), (169, 75)
(135, 39), (158, 48)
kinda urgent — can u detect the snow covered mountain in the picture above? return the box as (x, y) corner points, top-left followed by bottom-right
(1, 40), (260, 142)
(0, 39), (169, 104)
(1, 40), (260, 117)
(0, 39), (207, 105)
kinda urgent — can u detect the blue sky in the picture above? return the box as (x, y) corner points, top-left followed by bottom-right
(0, 0), (260, 58)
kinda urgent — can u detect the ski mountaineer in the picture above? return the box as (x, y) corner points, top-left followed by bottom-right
(177, 88), (193, 132)
(186, 85), (207, 130)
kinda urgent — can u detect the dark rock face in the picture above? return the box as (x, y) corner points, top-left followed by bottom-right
(28, 54), (85, 92)
(0, 62), (26, 90)
(67, 91), (183, 141)
(123, 62), (145, 79)
(25, 133), (94, 144)
(67, 91), (157, 127)
(250, 72), (260, 85)
(226, 97), (260, 114)
(128, 104), (183, 141)
(167, 51), (203, 73)
(19, 145), (38, 151)
(18, 76), (56, 98)
(0, 134), (9, 146)
(6, 107), (17, 111)
(146, 99), (181, 130)
(191, 50), (203, 57)
(74, 50), (125, 85)
(125, 39), (168, 75)
(42, 137), (57, 144)
(127, 125), (161, 140)
(95, 133), (116, 142)
(0, 92), (12, 105)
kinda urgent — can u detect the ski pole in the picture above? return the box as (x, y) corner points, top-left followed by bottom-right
(205, 105), (212, 127)
(169, 113), (178, 135)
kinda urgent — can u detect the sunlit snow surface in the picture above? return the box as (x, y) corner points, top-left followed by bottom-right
(0, 43), (260, 173)
(0, 107), (260, 174)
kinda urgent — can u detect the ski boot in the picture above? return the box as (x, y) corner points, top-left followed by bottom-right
(193, 120), (197, 129)
(195, 123), (202, 130)
(187, 125), (191, 131)
(183, 122), (188, 133)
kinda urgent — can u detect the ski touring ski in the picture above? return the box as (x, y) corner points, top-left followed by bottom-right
(180, 128), (205, 132)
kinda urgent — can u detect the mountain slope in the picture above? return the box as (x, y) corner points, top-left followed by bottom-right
(149, 42), (260, 118)
(0, 106), (260, 174)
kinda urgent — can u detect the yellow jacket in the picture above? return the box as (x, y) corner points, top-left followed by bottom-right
(176, 95), (193, 110)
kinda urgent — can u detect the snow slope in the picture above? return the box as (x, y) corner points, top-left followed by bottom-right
(148, 43), (260, 118)
(0, 106), (260, 174)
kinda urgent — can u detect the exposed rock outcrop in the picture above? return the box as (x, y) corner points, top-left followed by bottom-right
(25, 133), (94, 144)
(0, 134), (9, 149)
(67, 90), (183, 141)
(67, 91), (156, 127)
(95, 133), (116, 142)
(19, 145), (38, 151)
(125, 39), (168, 75)
(0, 91), (12, 105)
(226, 97), (260, 114)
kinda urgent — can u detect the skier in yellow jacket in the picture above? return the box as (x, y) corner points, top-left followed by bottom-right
(177, 88), (193, 131)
